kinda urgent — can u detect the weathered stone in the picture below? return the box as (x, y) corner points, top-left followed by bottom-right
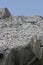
(0, 8), (11, 19)
(4, 43), (36, 65)
(0, 8), (43, 65)
(32, 35), (41, 59)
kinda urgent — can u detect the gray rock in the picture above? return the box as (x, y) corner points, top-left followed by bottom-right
(0, 8), (11, 19)
(0, 8), (43, 65)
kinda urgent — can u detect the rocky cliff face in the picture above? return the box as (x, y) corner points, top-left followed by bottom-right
(0, 8), (43, 65)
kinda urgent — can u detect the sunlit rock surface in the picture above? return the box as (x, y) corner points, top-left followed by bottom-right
(0, 8), (43, 65)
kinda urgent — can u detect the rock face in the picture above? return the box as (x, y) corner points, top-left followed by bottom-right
(0, 8), (43, 65)
(0, 8), (11, 19)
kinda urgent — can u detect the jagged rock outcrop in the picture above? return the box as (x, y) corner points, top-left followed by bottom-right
(0, 8), (43, 65)
(0, 8), (11, 19)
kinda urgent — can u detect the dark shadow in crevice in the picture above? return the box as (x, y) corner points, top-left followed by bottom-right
(0, 53), (3, 59)
(30, 58), (41, 65)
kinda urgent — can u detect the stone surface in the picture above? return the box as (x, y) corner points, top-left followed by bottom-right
(0, 8), (43, 65)
(0, 8), (11, 19)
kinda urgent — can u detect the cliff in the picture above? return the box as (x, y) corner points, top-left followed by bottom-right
(0, 8), (43, 65)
